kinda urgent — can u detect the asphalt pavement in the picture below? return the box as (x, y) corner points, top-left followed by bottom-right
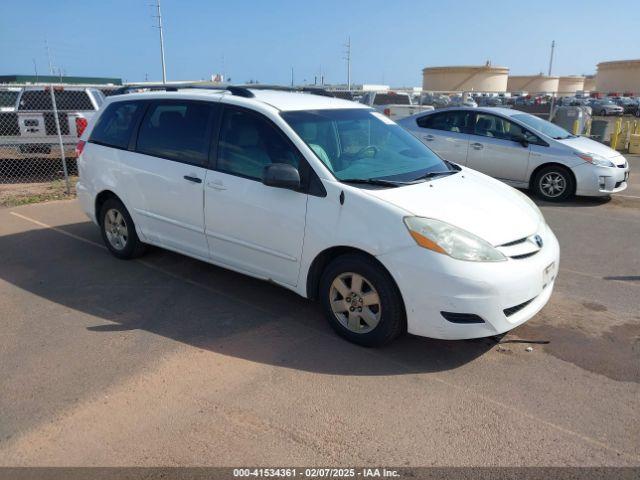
(0, 162), (638, 467)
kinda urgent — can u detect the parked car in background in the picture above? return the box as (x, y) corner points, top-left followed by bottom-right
(420, 93), (451, 109)
(476, 96), (503, 107)
(77, 86), (559, 346)
(360, 91), (433, 120)
(0, 87), (21, 112)
(0, 86), (104, 160)
(449, 95), (478, 108)
(398, 107), (629, 201)
(614, 97), (640, 115)
(589, 99), (624, 116)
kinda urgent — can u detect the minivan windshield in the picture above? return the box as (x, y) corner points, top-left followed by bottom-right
(282, 108), (453, 184)
(511, 113), (574, 140)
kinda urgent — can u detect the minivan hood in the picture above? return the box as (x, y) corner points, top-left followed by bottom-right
(556, 135), (624, 161)
(364, 169), (540, 246)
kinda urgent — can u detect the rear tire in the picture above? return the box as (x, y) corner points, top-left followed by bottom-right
(99, 197), (147, 259)
(600, 109), (607, 116)
(532, 165), (575, 202)
(319, 253), (405, 347)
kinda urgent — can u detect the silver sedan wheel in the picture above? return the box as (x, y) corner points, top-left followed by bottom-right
(104, 208), (128, 251)
(539, 172), (567, 198)
(329, 272), (381, 334)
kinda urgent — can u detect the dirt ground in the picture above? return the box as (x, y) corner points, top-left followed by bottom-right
(0, 177), (77, 207)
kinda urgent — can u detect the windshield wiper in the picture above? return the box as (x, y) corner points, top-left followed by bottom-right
(341, 178), (405, 188)
(412, 170), (458, 181)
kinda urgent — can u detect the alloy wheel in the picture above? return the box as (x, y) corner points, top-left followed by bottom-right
(539, 172), (567, 198)
(104, 208), (128, 250)
(329, 272), (382, 334)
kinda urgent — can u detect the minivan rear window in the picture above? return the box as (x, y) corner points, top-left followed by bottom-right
(90, 101), (143, 149)
(136, 101), (213, 165)
(19, 90), (94, 111)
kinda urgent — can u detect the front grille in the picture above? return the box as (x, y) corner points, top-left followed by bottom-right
(503, 297), (535, 317)
(499, 237), (528, 247)
(497, 235), (541, 260)
(510, 252), (538, 260)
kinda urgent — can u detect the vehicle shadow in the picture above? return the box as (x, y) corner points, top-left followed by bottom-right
(518, 188), (614, 208)
(0, 221), (494, 377)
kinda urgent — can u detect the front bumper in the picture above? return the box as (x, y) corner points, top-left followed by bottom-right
(376, 223), (560, 340)
(573, 160), (629, 196)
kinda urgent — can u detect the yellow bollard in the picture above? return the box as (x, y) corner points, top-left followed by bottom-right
(572, 119), (580, 135)
(610, 118), (622, 150)
(585, 118), (592, 137)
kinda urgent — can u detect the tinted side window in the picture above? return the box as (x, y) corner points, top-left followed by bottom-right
(473, 113), (524, 141)
(136, 101), (213, 165)
(417, 111), (471, 133)
(19, 90), (94, 111)
(19, 91), (53, 110)
(90, 101), (143, 149)
(217, 108), (301, 180)
(54, 91), (94, 110)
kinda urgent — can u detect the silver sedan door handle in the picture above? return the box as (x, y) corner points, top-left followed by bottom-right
(423, 134), (435, 141)
(207, 180), (227, 191)
(470, 142), (484, 150)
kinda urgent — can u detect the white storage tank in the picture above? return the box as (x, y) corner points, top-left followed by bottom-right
(596, 60), (640, 94)
(557, 76), (585, 95)
(422, 63), (509, 92)
(507, 75), (559, 94)
(583, 75), (596, 92)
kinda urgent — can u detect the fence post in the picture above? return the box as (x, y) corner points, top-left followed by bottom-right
(48, 85), (70, 195)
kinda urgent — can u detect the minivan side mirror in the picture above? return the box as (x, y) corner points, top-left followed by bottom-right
(262, 163), (301, 191)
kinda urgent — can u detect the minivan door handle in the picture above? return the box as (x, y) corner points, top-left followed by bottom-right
(470, 142), (484, 150)
(183, 175), (202, 183)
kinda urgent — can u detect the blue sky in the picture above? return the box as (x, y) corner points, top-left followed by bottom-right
(1, 0), (638, 86)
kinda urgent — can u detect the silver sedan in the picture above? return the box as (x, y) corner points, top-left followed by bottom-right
(398, 107), (630, 201)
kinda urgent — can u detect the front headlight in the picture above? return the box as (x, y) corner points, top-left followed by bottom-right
(403, 217), (506, 262)
(575, 152), (615, 168)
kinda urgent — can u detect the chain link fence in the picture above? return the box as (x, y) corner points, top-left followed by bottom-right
(0, 84), (109, 204)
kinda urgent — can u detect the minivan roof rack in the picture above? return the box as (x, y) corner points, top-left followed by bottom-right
(111, 83), (342, 99)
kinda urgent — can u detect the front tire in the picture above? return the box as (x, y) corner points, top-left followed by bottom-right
(319, 254), (405, 347)
(600, 109), (607, 116)
(99, 197), (147, 259)
(532, 165), (575, 202)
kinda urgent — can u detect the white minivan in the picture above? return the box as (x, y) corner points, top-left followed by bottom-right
(77, 86), (559, 346)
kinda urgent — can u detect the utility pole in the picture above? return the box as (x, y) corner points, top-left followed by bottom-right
(45, 39), (54, 75)
(154, 0), (167, 84)
(548, 40), (555, 76)
(343, 36), (351, 90)
(33, 58), (38, 81)
(548, 40), (556, 120)
(291, 67), (294, 87)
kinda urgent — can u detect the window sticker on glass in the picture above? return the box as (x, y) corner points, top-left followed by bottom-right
(370, 111), (396, 125)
